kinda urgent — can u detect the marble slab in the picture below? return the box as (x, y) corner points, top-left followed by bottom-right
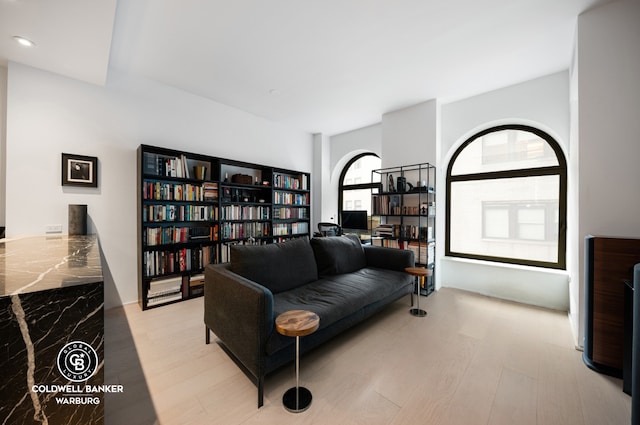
(0, 235), (104, 425)
(0, 235), (102, 296)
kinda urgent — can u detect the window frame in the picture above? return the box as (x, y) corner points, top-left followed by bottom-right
(338, 153), (380, 227)
(446, 124), (567, 269)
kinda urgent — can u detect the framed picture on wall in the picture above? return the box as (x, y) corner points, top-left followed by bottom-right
(62, 153), (98, 187)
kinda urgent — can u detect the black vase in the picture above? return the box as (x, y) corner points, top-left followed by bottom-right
(69, 204), (87, 235)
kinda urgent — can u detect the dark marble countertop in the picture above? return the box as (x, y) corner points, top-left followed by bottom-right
(0, 235), (103, 296)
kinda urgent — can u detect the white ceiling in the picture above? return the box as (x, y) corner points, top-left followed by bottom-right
(0, 0), (611, 136)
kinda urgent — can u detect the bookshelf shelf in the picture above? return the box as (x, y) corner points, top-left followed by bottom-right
(138, 144), (311, 310)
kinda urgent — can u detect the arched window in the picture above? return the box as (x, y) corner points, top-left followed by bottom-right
(446, 125), (567, 269)
(339, 153), (381, 231)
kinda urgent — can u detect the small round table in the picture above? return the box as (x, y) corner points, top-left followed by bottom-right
(405, 267), (432, 317)
(275, 310), (320, 413)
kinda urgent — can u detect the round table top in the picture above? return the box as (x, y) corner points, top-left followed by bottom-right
(405, 266), (432, 277)
(276, 310), (320, 337)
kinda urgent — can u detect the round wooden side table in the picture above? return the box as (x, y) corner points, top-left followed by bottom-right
(405, 267), (432, 317)
(275, 310), (320, 413)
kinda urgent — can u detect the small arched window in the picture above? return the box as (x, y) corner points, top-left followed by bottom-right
(339, 153), (381, 230)
(446, 125), (567, 269)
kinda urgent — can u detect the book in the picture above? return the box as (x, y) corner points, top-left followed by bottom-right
(148, 276), (182, 295)
(147, 291), (182, 306)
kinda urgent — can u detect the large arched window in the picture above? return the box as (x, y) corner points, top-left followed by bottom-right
(446, 125), (567, 269)
(339, 153), (381, 231)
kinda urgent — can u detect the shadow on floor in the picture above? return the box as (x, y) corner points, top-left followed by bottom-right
(101, 245), (157, 425)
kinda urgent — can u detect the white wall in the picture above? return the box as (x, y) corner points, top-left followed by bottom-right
(440, 71), (572, 313)
(312, 133), (332, 229)
(381, 100), (438, 168)
(5, 62), (313, 309)
(441, 72), (570, 154)
(0, 66), (6, 230)
(573, 0), (640, 346)
(323, 124), (382, 223)
(568, 27), (581, 346)
(330, 123), (381, 173)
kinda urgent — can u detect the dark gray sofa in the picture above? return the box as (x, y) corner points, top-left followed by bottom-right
(204, 235), (414, 407)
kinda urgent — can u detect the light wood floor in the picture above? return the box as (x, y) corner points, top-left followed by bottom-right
(104, 288), (631, 425)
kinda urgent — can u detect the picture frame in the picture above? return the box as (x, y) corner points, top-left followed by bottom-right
(62, 153), (98, 187)
(222, 187), (232, 201)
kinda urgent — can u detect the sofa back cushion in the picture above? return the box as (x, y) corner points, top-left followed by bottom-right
(310, 234), (366, 276)
(230, 237), (318, 294)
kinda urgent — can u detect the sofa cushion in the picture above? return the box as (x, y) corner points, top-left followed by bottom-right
(265, 267), (413, 355)
(310, 235), (366, 276)
(229, 237), (318, 294)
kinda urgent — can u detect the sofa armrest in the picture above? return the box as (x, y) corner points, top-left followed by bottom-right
(204, 263), (274, 375)
(363, 245), (415, 272)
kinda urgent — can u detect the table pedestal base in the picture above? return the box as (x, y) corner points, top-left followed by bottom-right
(410, 307), (427, 317)
(283, 386), (312, 413)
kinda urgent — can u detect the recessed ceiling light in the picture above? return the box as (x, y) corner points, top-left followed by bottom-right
(13, 36), (35, 47)
(268, 89), (281, 96)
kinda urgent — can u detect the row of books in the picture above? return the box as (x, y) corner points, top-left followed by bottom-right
(143, 152), (212, 180)
(143, 204), (219, 222)
(144, 225), (215, 246)
(374, 224), (433, 240)
(143, 245), (218, 277)
(149, 237), (304, 266)
(274, 174), (308, 191)
(219, 239), (268, 263)
(372, 195), (401, 215)
(273, 222), (309, 236)
(372, 194), (435, 216)
(221, 222), (270, 240)
(221, 205), (270, 221)
(143, 181), (210, 202)
(144, 153), (186, 178)
(274, 191), (310, 206)
(272, 235), (308, 244)
(273, 207), (308, 219)
(407, 241), (435, 265)
(370, 239), (435, 265)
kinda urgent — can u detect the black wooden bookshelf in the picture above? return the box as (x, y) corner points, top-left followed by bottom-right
(137, 145), (311, 310)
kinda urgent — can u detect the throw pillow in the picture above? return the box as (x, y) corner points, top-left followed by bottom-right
(230, 237), (318, 294)
(310, 234), (366, 276)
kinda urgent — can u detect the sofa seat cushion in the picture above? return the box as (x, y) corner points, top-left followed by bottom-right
(265, 267), (412, 355)
(229, 237), (318, 294)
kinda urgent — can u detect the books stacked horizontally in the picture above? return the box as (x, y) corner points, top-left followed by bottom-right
(147, 276), (183, 307)
(189, 274), (205, 297)
(374, 224), (395, 238)
(203, 182), (218, 201)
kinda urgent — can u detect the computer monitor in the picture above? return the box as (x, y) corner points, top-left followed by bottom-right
(340, 210), (368, 231)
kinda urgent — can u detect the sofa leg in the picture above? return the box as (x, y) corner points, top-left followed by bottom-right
(258, 375), (264, 408)
(205, 326), (210, 344)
